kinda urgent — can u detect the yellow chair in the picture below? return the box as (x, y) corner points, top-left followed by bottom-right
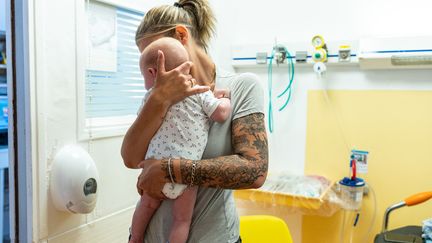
(239, 215), (293, 243)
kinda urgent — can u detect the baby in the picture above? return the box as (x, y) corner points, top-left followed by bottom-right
(129, 37), (231, 243)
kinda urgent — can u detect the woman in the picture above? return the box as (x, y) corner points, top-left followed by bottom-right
(121, 0), (268, 242)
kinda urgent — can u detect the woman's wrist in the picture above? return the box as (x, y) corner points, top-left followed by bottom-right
(148, 88), (173, 109)
(172, 159), (183, 184)
(160, 159), (171, 183)
(162, 158), (183, 184)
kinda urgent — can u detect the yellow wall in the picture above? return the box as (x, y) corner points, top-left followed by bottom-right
(302, 90), (432, 243)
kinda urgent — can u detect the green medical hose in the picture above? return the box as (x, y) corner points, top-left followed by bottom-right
(267, 48), (275, 133)
(277, 49), (295, 111)
(267, 46), (295, 133)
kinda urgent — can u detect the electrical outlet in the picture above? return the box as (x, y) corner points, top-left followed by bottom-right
(339, 45), (351, 62)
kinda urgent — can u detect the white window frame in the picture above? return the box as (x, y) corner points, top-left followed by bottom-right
(6, 0), (34, 241)
(76, 0), (146, 140)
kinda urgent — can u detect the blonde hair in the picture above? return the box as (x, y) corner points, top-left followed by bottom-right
(135, 0), (216, 51)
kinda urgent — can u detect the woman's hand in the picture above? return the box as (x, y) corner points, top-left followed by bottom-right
(121, 50), (210, 168)
(152, 50), (210, 105)
(136, 159), (168, 200)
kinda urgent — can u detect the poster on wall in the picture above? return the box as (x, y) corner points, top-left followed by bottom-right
(86, 1), (117, 72)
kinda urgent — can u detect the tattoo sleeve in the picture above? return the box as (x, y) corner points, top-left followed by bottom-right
(179, 113), (269, 189)
(160, 158), (174, 182)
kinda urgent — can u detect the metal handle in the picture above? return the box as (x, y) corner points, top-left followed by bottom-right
(382, 201), (406, 233)
(404, 191), (432, 206)
(381, 191), (432, 233)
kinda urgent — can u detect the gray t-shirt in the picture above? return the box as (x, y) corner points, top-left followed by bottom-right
(144, 69), (265, 243)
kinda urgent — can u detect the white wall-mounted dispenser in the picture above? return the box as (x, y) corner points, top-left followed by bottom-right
(50, 144), (99, 214)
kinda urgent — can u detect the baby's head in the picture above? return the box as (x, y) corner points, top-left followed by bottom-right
(140, 37), (189, 90)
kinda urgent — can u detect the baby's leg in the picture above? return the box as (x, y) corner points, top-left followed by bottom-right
(168, 186), (198, 243)
(129, 193), (161, 243)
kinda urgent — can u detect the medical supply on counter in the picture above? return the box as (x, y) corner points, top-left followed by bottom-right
(234, 172), (341, 216)
(423, 218), (432, 243)
(260, 173), (330, 198)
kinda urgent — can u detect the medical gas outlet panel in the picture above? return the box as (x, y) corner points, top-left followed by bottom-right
(231, 37), (359, 68)
(232, 36), (432, 70)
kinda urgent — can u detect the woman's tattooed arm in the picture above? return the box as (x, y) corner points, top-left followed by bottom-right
(176, 113), (268, 189)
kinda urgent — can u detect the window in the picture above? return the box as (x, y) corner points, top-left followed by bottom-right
(78, 1), (145, 139)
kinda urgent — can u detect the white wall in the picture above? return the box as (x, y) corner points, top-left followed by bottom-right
(30, 0), (432, 242)
(208, 1), (432, 242)
(209, 0), (432, 174)
(31, 0), (173, 242)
